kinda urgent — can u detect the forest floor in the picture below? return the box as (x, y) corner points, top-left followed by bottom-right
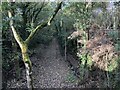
(31, 38), (78, 88)
(7, 38), (79, 88)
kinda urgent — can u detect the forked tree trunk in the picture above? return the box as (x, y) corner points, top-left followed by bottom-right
(7, 1), (62, 89)
(7, 9), (34, 88)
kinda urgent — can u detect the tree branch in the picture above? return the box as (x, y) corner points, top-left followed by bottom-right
(33, 2), (46, 23)
(48, 2), (62, 25)
(25, 2), (62, 44)
(8, 9), (24, 49)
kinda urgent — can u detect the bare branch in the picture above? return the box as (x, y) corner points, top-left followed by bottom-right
(48, 2), (62, 25)
(25, 2), (62, 44)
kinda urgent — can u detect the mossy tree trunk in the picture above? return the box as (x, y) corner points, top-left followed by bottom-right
(21, 43), (33, 88)
(7, 1), (62, 89)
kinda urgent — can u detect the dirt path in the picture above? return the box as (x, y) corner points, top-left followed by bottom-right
(6, 38), (107, 88)
(7, 38), (78, 88)
(31, 38), (78, 88)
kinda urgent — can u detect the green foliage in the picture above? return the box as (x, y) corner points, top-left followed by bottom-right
(66, 72), (77, 83)
(108, 30), (118, 42)
(86, 54), (93, 68)
(115, 41), (120, 51)
(107, 57), (118, 72)
(105, 57), (120, 88)
(2, 1), (120, 88)
(26, 23), (34, 32)
(29, 26), (55, 48)
(2, 48), (13, 71)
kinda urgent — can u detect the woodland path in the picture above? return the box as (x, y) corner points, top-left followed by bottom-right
(7, 38), (78, 88)
(31, 38), (78, 88)
(7, 38), (101, 88)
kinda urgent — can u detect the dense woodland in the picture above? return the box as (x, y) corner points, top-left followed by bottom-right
(1, 1), (120, 89)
